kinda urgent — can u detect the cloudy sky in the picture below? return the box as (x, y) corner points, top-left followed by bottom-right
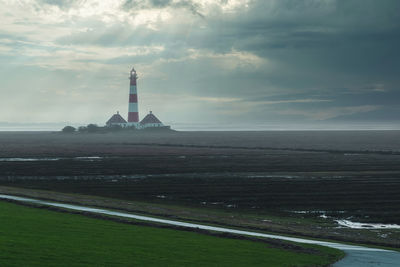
(0, 0), (399, 128)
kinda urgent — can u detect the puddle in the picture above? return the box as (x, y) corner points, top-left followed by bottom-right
(73, 156), (103, 161)
(245, 174), (300, 179)
(0, 158), (61, 162)
(0, 156), (103, 162)
(335, 220), (400, 229)
(74, 156), (103, 160)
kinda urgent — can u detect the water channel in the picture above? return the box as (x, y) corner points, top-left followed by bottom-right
(1, 194), (399, 266)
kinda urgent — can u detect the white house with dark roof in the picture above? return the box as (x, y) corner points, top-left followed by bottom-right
(140, 111), (164, 128)
(106, 111), (127, 127)
(106, 111), (168, 129)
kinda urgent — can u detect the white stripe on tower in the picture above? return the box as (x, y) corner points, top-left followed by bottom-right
(128, 67), (139, 123)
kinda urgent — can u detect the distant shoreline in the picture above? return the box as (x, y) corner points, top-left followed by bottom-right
(1, 122), (400, 132)
(1, 129), (400, 133)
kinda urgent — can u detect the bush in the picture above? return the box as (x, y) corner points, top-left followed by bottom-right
(61, 126), (76, 133)
(78, 126), (87, 133)
(87, 124), (100, 133)
(108, 125), (123, 132)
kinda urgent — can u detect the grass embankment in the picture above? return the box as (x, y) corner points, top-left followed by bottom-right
(0, 201), (342, 266)
(1, 185), (399, 249)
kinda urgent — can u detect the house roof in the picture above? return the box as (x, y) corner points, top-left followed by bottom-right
(106, 112), (127, 124)
(140, 111), (162, 124)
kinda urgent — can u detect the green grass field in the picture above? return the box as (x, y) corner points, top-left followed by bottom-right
(0, 201), (342, 266)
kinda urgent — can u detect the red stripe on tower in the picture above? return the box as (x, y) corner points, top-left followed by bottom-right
(128, 112), (139, 122)
(129, 94), (138, 102)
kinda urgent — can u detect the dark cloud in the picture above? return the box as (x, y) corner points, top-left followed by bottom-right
(2, 0), (400, 125)
(193, 1), (400, 118)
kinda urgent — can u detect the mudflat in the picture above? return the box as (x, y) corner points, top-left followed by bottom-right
(1, 131), (399, 247)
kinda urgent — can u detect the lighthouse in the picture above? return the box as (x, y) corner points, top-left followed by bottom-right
(105, 66), (169, 130)
(127, 67), (139, 126)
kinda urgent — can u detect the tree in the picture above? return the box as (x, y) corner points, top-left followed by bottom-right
(61, 126), (76, 133)
(87, 124), (100, 133)
(78, 126), (87, 133)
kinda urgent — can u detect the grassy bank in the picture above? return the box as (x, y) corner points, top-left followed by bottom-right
(1, 185), (399, 249)
(0, 201), (342, 266)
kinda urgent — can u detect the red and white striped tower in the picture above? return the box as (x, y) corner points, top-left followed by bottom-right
(128, 67), (139, 126)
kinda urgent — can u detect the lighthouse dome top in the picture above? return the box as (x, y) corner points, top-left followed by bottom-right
(130, 67), (138, 79)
